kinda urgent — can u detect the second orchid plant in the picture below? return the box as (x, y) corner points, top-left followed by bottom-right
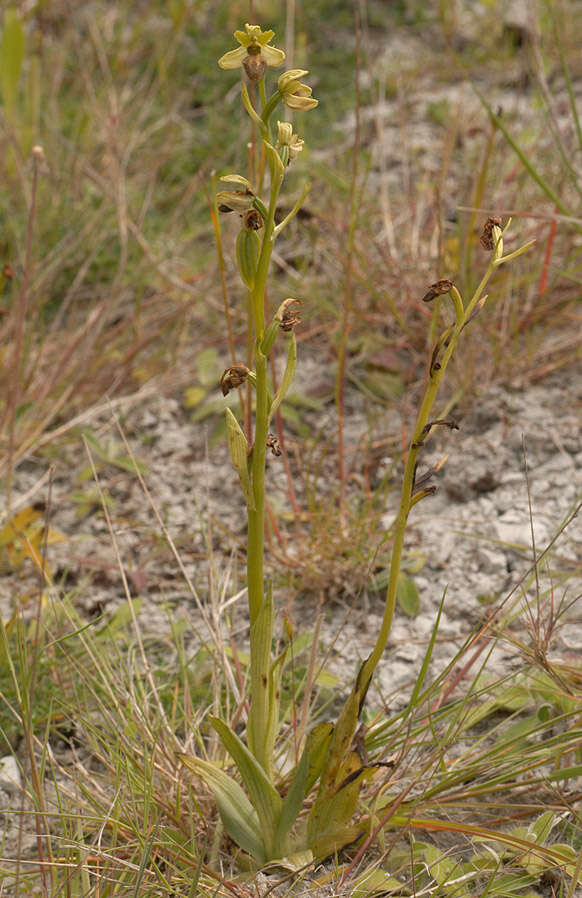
(179, 24), (534, 869)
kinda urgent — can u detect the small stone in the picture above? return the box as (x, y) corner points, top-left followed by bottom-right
(0, 756), (21, 793)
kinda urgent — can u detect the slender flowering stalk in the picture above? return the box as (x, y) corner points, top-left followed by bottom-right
(306, 222), (535, 847)
(214, 28), (317, 782)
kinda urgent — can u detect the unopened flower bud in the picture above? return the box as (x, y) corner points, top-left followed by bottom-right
(276, 120), (304, 166)
(277, 69), (318, 111)
(236, 227), (261, 288)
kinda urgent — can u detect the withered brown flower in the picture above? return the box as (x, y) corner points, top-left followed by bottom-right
(279, 298), (302, 332)
(480, 217), (502, 250)
(422, 279), (454, 303)
(242, 209), (264, 231)
(220, 365), (250, 396)
(266, 433), (282, 456)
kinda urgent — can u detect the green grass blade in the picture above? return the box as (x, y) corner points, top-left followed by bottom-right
(474, 86), (579, 229)
(552, 11), (582, 155)
(0, 8), (24, 123)
(405, 587), (447, 716)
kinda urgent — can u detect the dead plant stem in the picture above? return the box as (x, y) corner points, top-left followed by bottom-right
(336, 11), (362, 526)
(4, 151), (41, 513)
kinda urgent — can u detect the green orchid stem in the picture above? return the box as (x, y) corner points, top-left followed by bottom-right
(358, 229), (532, 698)
(246, 159), (284, 776)
(262, 90), (282, 126)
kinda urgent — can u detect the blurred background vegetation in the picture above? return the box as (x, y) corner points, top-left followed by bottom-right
(1, 0), (580, 450)
(1, 0), (581, 547)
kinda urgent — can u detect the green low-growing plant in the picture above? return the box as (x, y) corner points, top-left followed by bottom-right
(178, 22), (535, 869)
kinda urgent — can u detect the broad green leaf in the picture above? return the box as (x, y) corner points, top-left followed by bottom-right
(313, 751), (377, 841)
(352, 869), (403, 898)
(460, 682), (531, 731)
(304, 722), (334, 793)
(262, 849), (314, 873)
(183, 386), (206, 408)
(270, 723), (335, 855)
(529, 811), (556, 844)
(397, 573), (420, 617)
(177, 753), (264, 863)
(323, 751), (366, 828)
(401, 550), (425, 574)
(308, 690), (359, 843)
(310, 822), (364, 861)
(0, 9), (24, 122)
(210, 717), (282, 858)
(96, 600), (142, 638)
(225, 408), (255, 510)
(274, 741), (309, 852)
(269, 335), (296, 422)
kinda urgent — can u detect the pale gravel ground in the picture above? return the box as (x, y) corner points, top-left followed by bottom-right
(1, 370), (580, 892)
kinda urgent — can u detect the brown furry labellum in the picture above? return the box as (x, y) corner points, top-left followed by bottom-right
(220, 365), (249, 396)
(243, 53), (267, 83)
(422, 278), (454, 303)
(480, 217), (502, 250)
(242, 209), (263, 231)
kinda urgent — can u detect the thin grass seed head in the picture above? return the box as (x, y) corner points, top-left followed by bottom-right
(218, 24), (286, 82)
